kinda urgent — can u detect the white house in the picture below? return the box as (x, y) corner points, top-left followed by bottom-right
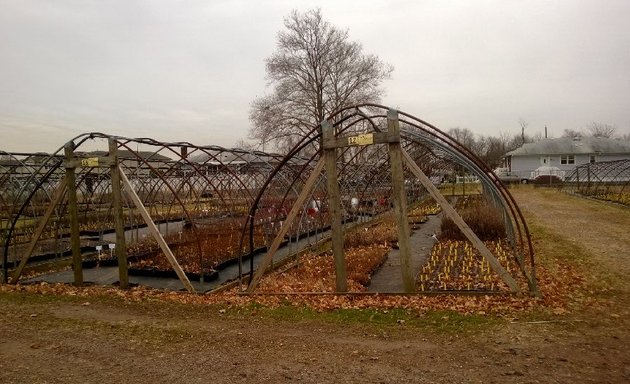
(499, 136), (630, 182)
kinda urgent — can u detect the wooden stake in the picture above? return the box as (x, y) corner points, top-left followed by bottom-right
(11, 177), (68, 283)
(401, 149), (520, 292)
(387, 110), (414, 293)
(109, 139), (129, 289)
(118, 166), (195, 293)
(64, 142), (83, 286)
(323, 121), (348, 292)
(246, 158), (325, 292)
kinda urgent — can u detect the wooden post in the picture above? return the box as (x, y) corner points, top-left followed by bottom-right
(322, 121), (348, 292)
(246, 158), (325, 292)
(109, 139), (129, 289)
(401, 149), (520, 292)
(64, 142), (83, 286)
(387, 110), (415, 293)
(118, 165), (195, 293)
(11, 177), (68, 283)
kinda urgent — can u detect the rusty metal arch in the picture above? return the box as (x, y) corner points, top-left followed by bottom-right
(565, 159), (630, 205)
(2, 108), (537, 294)
(242, 104), (536, 293)
(1, 133), (309, 283)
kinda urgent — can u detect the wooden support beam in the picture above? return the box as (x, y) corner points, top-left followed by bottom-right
(401, 149), (520, 292)
(246, 158), (326, 292)
(387, 110), (415, 293)
(322, 131), (400, 150)
(11, 177), (68, 284)
(118, 165), (195, 293)
(322, 121), (348, 292)
(63, 156), (113, 169)
(109, 139), (128, 289)
(64, 142), (83, 286)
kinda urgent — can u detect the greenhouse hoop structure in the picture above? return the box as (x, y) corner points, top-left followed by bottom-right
(1, 104), (538, 295)
(564, 159), (630, 206)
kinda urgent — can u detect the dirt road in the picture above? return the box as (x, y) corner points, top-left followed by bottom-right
(1, 187), (629, 383)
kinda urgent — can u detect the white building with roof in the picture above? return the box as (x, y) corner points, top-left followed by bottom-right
(499, 136), (630, 182)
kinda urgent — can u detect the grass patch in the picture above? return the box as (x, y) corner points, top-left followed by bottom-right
(0, 289), (200, 345)
(229, 301), (503, 334)
(528, 223), (591, 265)
(529, 221), (627, 295)
(0, 288), (83, 305)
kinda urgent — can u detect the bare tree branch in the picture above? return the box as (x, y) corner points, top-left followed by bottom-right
(249, 8), (393, 153)
(587, 122), (616, 138)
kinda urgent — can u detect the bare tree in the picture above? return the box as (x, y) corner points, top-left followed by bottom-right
(561, 128), (583, 138)
(448, 127), (479, 152)
(249, 9), (393, 152)
(587, 122), (616, 138)
(479, 132), (516, 169)
(233, 138), (257, 151)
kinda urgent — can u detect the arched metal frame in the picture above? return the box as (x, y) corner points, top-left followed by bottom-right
(564, 159), (630, 205)
(2, 105), (536, 294)
(1, 133), (309, 282)
(243, 104), (536, 292)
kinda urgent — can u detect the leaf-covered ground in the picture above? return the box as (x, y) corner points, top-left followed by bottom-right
(1, 186), (629, 383)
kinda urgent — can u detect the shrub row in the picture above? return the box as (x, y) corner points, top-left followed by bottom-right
(440, 201), (506, 241)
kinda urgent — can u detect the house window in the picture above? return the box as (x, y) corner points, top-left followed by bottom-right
(560, 155), (575, 165)
(590, 155), (596, 164)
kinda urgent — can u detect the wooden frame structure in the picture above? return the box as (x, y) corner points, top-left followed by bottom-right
(10, 138), (196, 292)
(246, 108), (521, 294)
(3, 105), (535, 295)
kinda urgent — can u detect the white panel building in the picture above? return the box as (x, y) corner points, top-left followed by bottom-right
(498, 137), (630, 182)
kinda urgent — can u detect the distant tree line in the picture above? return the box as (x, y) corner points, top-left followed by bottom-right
(446, 127), (536, 170)
(244, 9), (630, 167)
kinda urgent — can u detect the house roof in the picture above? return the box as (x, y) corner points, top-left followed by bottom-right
(506, 137), (630, 156)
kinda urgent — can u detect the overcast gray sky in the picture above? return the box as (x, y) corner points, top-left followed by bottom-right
(1, 0), (629, 152)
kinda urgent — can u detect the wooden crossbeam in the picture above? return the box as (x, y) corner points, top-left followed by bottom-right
(10, 177), (68, 284)
(401, 149), (520, 293)
(322, 131), (400, 150)
(118, 166), (195, 293)
(246, 158), (326, 293)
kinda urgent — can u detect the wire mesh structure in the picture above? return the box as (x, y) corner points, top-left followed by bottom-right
(1, 105), (537, 294)
(564, 159), (630, 205)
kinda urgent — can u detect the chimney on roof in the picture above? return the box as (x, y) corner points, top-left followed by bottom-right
(544, 125), (548, 138)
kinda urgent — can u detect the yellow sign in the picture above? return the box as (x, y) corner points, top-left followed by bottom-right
(347, 133), (374, 146)
(80, 157), (100, 167)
